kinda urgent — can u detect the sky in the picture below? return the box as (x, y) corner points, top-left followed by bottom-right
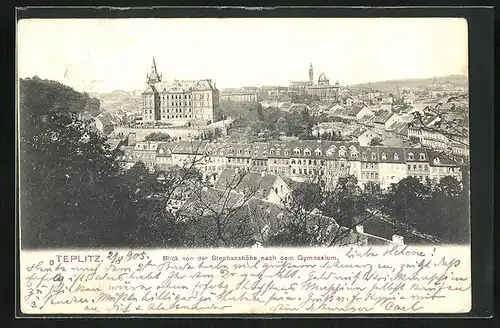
(17, 18), (468, 93)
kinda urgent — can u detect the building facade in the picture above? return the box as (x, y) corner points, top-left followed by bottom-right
(219, 89), (258, 102)
(119, 139), (463, 190)
(141, 57), (221, 125)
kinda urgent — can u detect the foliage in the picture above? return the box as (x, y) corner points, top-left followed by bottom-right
(369, 136), (383, 146)
(19, 77), (186, 249)
(144, 132), (171, 142)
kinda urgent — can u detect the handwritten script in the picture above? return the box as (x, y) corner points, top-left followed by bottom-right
(20, 246), (471, 314)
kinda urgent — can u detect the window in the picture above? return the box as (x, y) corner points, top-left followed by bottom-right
(381, 152), (387, 160)
(371, 153), (377, 160)
(408, 152), (415, 160)
(394, 153), (399, 160)
(419, 153), (426, 160)
(407, 164), (411, 170)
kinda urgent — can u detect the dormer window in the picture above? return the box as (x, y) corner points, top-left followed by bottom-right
(294, 148), (301, 155)
(362, 152), (367, 160)
(371, 153), (377, 160)
(276, 149), (281, 155)
(228, 147), (234, 153)
(314, 149), (322, 156)
(262, 151), (267, 157)
(304, 148), (311, 156)
(237, 149), (242, 155)
(326, 150), (333, 157)
(244, 148), (250, 155)
(284, 149), (289, 156)
(351, 151), (358, 158)
(339, 149), (346, 157)
(419, 153), (426, 160)
(433, 157), (441, 164)
(408, 152), (415, 160)
(159, 149), (164, 154)
(270, 148), (275, 155)
(394, 153), (399, 160)
(381, 152), (387, 160)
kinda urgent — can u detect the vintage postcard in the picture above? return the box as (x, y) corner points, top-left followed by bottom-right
(17, 15), (472, 315)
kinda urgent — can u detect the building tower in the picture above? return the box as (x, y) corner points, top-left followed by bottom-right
(146, 57), (162, 85)
(309, 63), (314, 85)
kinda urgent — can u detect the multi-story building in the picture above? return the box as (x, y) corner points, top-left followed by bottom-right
(307, 73), (340, 102)
(141, 57), (221, 126)
(119, 139), (463, 189)
(219, 89), (258, 102)
(407, 124), (469, 157)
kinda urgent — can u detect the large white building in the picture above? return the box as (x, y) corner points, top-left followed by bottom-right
(141, 58), (221, 126)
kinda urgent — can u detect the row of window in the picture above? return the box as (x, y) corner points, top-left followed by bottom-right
(290, 159), (326, 166)
(161, 115), (192, 119)
(362, 172), (379, 179)
(160, 108), (191, 113)
(407, 164), (429, 171)
(291, 168), (325, 176)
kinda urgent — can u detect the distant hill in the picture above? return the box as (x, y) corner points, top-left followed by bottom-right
(90, 90), (144, 113)
(348, 75), (468, 91)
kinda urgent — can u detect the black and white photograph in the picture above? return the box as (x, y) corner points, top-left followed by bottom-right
(18, 17), (470, 251)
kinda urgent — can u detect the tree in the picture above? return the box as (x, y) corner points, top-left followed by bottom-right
(20, 77), (190, 249)
(265, 175), (380, 247)
(178, 170), (262, 248)
(428, 176), (469, 244)
(20, 77), (135, 248)
(369, 136), (383, 146)
(144, 132), (171, 142)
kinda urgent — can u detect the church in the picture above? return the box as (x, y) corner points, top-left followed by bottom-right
(141, 57), (222, 126)
(289, 63), (341, 102)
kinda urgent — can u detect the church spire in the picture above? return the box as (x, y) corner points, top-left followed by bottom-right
(147, 56), (161, 84)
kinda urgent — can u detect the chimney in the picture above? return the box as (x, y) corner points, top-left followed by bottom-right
(356, 225), (364, 234)
(392, 234), (404, 245)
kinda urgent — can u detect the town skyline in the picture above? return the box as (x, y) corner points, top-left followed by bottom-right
(18, 18), (468, 93)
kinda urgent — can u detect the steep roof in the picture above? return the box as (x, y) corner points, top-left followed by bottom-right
(374, 110), (394, 124)
(215, 168), (281, 199)
(172, 140), (209, 154)
(348, 104), (369, 116)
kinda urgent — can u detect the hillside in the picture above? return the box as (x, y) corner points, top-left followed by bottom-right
(348, 75), (468, 91)
(91, 90), (143, 113)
